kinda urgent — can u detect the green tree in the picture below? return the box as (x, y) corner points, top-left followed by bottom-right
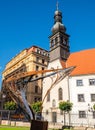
(59, 101), (73, 112)
(31, 101), (42, 113)
(4, 101), (16, 110)
(59, 101), (73, 126)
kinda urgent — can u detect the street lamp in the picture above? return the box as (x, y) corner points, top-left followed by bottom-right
(87, 104), (94, 127)
(88, 104), (93, 112)
(1, 93), (6, 109)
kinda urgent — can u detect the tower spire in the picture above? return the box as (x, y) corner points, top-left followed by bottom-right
(56, 1), (59, 11)
(49, 4), (70, 62)
(52, 2), (66, 34)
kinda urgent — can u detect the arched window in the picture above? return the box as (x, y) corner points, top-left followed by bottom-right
(47, 92), (50, 102)
(60, 36), (63, 44)
(58, 88), (63, 100)
(55, 37), (58, 44)
(51, 39), (54, 47)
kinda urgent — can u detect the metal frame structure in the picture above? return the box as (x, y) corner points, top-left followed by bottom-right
(2, 66), (75, 122)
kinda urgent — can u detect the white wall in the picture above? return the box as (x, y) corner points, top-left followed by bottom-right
(42, 59), (69, 122)
(69, 74), (95, 113)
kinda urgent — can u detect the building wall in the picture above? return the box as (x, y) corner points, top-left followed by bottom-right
(42, 72), (95, 125)
(42, 59), (69, 123)
(69, 74), (95, 113)
(2, 46), (49, 104)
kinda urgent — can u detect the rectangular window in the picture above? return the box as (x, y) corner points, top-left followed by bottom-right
(42, 59), (45, 64)
(89, 79), (95, 85)
(37, 49), (41, 54)
(76, 80), (83, 86)
(36, 57), (39, 62)
(36, 66), (39, 71)
(42, 67), (44, 70)
(78, 94), (85, 102)
(35, 85), (38, 93)
(79, 111), (86, 118)
(91, 94), (95, 101)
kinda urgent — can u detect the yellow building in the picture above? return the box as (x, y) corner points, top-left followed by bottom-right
(2, 45), (49, 104)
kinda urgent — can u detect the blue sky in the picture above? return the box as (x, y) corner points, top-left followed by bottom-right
(0, 0), (95, 87)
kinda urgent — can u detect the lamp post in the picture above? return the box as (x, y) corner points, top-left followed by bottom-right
(87, 104), (93, 127)
(88, 104), (93, 112)
(1, 93), (6, 109)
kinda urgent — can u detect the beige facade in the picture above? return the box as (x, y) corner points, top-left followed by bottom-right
(2, 45), (49, 104)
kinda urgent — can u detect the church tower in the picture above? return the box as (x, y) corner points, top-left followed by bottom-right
(42, 3), (70, 123)
(49, 4), (70, 62)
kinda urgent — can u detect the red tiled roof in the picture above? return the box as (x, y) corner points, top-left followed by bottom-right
(27, 46), (36, 53)
(66, 48), (95, 76)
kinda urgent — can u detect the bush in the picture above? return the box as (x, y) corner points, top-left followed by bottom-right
(4, 101), (16, 110)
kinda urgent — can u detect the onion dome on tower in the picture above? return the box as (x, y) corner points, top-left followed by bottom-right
(52, 4), (66, 34)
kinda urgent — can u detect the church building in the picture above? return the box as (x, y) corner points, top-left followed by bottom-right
(42, 5), (95, 127)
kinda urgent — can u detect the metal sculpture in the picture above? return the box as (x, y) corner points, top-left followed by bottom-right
(2, 66), (75, 122)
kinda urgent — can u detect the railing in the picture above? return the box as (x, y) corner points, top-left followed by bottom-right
(42, 112), (95, 128)
(0, 110), (95, 128)
(0, 110), (27, 122)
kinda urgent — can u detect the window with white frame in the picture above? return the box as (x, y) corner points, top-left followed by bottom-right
(79, 111), (86, 118)
(76, 80), (83, 86)
(78, 94), (85, 102)
(89, 79), (95, 85)
(91, 94), (95, 102)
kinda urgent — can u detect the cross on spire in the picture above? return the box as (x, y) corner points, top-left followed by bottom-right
(56, 1), (59, 10)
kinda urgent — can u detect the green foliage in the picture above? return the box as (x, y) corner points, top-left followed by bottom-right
(59, 101), (73, 112)
(93, 104), (95, 110)
(0, 126), (29, 130)
(31, 101), (42, 113)
(4, 101), (16, 110)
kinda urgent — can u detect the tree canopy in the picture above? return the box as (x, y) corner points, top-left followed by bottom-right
(59, 101), (73, 112)
(4, 101), (16, 110)
(31, 101), (42, 113)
